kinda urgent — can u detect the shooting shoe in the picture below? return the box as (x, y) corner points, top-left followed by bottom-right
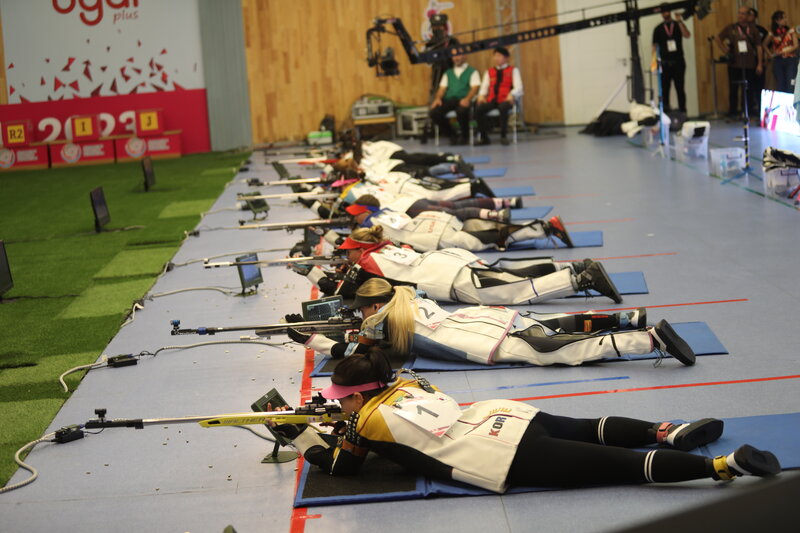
(455, 160), (476, 180)
(618, 307), (647, 329)
(506, 196), (523, 209)
(470, 177), (495, 198)
(486, 208), (511, 223)
(575, 261), (622, 304)
(546, 215), (574, 248)
(570, 258), (593, 275)
(713, 445), (781, 480)
(655, 418), (724, 451)
(651, 319), (696, 366)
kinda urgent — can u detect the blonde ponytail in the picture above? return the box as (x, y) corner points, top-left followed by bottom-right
(350, 225), (384, 244)
(358, 280), (416, 355)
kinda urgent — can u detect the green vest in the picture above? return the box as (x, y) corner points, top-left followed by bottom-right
(444, 65), (476, 100)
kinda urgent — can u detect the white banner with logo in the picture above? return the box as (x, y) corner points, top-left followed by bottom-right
(1, 0), (204, 103)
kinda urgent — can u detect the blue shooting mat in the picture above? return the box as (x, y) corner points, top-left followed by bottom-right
(490, 185), (535, 197)
(439, 167), (507, 179)
(462, 156), (491, 164)
(575, 271), (648, 297)
(510, 206), (554, 221)
(294, 410), (798, 506)
(509, 230), (602, 249)
(700, 412), (800, 465)
(310, 321), (724, 377)
(412, 321), (726, 371)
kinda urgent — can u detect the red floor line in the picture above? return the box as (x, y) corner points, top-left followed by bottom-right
(566, 217), (635, 225)
(290, 277), (323, 532)
(565, 298), (749, 314)
(459, 374), (800, 406)
(560, 252), (678, 262)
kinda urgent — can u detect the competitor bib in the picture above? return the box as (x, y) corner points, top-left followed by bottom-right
(392, 391), (462, 437)
(376, 246), (419, 266)
(414, 298), (450, 330)
(374, 211), (411, 230)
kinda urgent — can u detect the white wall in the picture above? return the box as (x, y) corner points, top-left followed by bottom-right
(558, 0), (699, 124)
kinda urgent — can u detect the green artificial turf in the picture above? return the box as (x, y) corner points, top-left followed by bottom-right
(93, 247), (176, 278)
(158, 199), (217, 219)
(0, 151), (249, 487)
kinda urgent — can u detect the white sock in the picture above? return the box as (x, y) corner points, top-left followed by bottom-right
(726, 451), (748, 476)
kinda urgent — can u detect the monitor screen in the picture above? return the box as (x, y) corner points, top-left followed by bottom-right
(250, 388), (292, 446)
(236, 253), (263, 292)
(0, 241), (13, 297)
(301, 295), (344, 321)
(89, 187), (110, 232)
(141, 156), (155, 191)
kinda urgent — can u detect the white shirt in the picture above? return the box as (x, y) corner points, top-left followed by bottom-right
(439, 63), (482, 88)
(478, 65), (523, 99)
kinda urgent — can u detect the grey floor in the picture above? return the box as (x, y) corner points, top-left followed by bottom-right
(2, 122), (799, 532)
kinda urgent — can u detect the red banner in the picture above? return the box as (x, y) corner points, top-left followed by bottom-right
(114, 133), (181, 161)
(0, 89), (209, 154)
(50, 139), (115, 166)
(0, 145), (49, 171)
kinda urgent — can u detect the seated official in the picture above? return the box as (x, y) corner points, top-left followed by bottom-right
(429, 53), (481, 146)
(476, 47), (523, 146)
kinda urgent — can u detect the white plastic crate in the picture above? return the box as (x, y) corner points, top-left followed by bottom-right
(674, 121), (710, 160)
(763, 167), (800, 197)
(709, 147), (746, 177)
(674, 135), (709, 160)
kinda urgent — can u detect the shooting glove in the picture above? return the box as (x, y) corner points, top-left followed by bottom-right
(289, 262), (313, 276)
(272, 423), (308, 440)
(290, 241), (312, 257)
(287, 327), (311, 344)
(284, 313), (304, 323)
(335, 264), (362, 297)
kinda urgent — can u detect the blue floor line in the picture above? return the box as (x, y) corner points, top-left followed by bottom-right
(448, 375), (630, 394)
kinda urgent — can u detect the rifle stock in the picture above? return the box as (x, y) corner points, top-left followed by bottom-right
(237, 218), (349, 231)
(203, 255), (348, 268)
(236, 191), (339, 201)
(169, 315), (361, 336)
(82, 395), (345, 430)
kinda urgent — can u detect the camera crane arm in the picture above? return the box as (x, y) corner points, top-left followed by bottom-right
(367, 1), (711, 101)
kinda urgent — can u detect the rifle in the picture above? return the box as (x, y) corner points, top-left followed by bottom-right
(273, 156), (339, 165)
(245, 176), (331, 187)
(169, 312), (362, 337)
(236, 217), (349, 231)
(81, 395), (345, 430)
(203, 255), (348, 269)
(236, 191), (339, 201)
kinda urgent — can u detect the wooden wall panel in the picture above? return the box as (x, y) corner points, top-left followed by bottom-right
(516, 2), (564, 126)
(241, 0), (563, 143)
(694, 0), (800, 115)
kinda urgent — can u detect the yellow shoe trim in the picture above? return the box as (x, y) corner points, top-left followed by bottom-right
(713, 455), (735, 480)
